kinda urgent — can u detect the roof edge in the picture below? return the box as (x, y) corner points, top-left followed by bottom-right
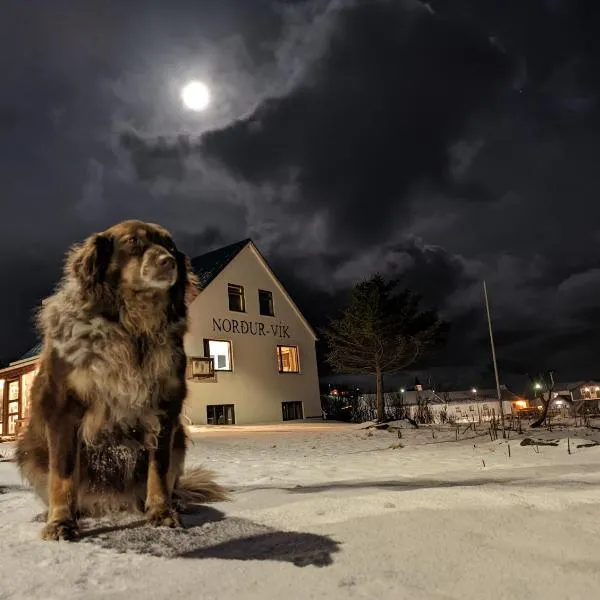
(246, 242), (318, 341)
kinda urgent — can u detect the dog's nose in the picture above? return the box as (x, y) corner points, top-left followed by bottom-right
(158, 254), (176, 268)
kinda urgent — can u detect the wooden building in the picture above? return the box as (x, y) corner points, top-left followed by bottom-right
(0, 344), (40, 439)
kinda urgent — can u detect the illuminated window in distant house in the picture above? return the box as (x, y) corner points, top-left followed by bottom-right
(582, 385), (600, 400)
(277, 345), (300, 373)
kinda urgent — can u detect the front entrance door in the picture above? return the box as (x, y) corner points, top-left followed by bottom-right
(206, 404), (235, 425)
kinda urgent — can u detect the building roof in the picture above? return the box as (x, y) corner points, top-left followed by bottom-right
(553, 381), (598, 392)
(18, 342), (43, 362)
(2, 341), (43, 369)
(190, 238), (251, 289)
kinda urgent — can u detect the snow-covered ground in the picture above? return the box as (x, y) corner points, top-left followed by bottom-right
(2, 421), (600, 599)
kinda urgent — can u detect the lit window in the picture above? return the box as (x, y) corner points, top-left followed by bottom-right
(258, 289), (274, 317)
(7, 380), (20, 435)
(277, 345), (300, 373)
(204, 339), (232, 371)
(0, 379), (4, 436)
(228, 284), (245, 312)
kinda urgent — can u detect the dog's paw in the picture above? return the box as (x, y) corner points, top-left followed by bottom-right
(146, 507), (182, 529)
(41, 519), (78, 541)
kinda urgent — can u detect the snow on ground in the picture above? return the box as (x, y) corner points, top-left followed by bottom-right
(2, 421), (600, 599)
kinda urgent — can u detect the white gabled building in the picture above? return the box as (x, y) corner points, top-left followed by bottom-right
(184, 238), (322, 425)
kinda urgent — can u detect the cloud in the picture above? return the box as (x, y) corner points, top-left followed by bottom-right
(174, 226), (228, 257)
(120, 1), (513, 251)
(76, 159), (105, 221)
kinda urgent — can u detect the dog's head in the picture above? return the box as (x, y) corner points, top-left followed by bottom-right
(67, 220), (198, 320)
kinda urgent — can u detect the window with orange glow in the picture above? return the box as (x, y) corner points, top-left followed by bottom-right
(0, 379), (4, 435)
(277, 345), (300, 373)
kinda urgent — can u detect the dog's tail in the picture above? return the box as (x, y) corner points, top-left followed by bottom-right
(173, 466), (231, 505)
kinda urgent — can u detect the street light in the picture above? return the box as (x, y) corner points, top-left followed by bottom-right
(471, 387), (477, 394)
(534, 382), (542, 390)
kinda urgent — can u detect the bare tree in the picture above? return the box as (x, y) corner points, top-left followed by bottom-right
(529, 370), (556, 428)
(321, 274), (445, 422)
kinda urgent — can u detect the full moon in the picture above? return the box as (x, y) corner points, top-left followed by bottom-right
(181, 80), (211, 111)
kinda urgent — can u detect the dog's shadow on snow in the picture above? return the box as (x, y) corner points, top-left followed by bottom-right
(78, 506), (339, 568)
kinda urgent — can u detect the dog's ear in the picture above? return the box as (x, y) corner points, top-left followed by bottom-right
(69, 233), (114, 287)
(169, 250), (199, 321)
(65, 234), (116, 314)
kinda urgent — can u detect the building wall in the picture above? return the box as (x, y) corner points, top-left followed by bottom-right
(184, 244), (321, 424)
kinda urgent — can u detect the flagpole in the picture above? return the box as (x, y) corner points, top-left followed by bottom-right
(483, 280), (505, 437)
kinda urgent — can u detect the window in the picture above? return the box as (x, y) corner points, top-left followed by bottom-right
(582, 386), (600, 400)
(228, 284), (245, 312)
(282, 401), (303, 421)
(277, 345), (300, 373)
(207, 405), (235, 425)
(187, 356), (214, 379)
(0, 379), (4, 435)
(7, 379), (20, 435)
(258, 289), (274, 316)
(21, 369), (37, 419)
(204, 339), (232, 371)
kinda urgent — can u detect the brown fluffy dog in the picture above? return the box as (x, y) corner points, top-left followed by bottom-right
(16, 220), (228, 541)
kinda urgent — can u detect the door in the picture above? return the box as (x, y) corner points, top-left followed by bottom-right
(7, 379), (20, 435)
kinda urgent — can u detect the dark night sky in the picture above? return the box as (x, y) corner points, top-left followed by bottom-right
(1, 0), (600, 390)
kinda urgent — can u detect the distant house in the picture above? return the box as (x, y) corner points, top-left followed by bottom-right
(1, 238), (321, 437)
(355, 384), (529, 424)
(425, 386), (528, 423)
(551, 381), (600, 413)
(0, 345), (41, 438)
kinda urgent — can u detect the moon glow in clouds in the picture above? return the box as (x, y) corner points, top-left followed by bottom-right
(181, 80), (211, 111)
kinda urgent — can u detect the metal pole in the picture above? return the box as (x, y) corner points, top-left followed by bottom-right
(483, 280), (506, 437)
